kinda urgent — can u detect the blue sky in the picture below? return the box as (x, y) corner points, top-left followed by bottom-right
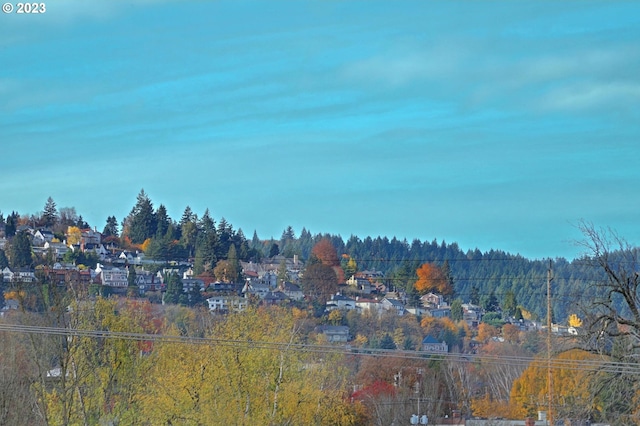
(1, 1), (639, 260)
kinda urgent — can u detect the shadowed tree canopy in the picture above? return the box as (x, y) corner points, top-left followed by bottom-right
(302, 257), (338, 304)
(8, 231), (32, 268)
(311, 238), (345, 283)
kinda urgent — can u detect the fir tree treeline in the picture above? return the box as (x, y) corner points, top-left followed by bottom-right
(272, 231), (606, 323)
(120, 190), (259, 275)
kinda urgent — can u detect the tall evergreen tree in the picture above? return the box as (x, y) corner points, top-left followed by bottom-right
(226, 244), (241, 283)
(502, 289), (518, 317)
(155, 204), (170, 237)
(163, 272), (183, 305)
(180, 206), (196, 225)
(5, 212), (18, 238)
(42, 196), (58, 227)
(8, 231), (32, 268)
(179, 207), (198, 258)
(481, 289), (500, 312)
(103, 216), (119, 237)
(470, 285), (480, 305)
(216, 217), (233, 259)
(450, 299), (464, 321)
(251, 230), (261, 249)
(76, 215), (89, 229)
(193, 210), (218, 274)
(277, 259), (289, 286)
(128, 189), (157, 244)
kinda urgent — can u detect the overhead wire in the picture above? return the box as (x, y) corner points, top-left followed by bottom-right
(1, 322), (639, 375)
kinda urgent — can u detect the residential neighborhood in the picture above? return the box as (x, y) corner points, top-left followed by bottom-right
(0, 200), (622, 425)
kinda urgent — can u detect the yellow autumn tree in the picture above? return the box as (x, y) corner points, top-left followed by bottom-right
(568, 313), (583, 328)
(34, 298), (156, 425)
(66, 226), (82, 245)
(140, 238), (152, 253)
(510, 349), (604, 420)
(471, 393), (514, 419)
(138, 307), (360, 425)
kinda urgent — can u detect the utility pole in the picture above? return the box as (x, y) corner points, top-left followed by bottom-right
(547, 260), (553, 426)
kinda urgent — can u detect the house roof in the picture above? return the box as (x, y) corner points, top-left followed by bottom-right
(330, 293), (355, 302)
(264, 291), (288, 301)
(281, 281), (302, 291)
(422, 335), (441, 344)
(383, 297), (404, 307)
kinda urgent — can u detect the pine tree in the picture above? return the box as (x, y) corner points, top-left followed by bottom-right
(269, 243), (280, 258)
(180, 206), (195, 225)
(42, 196), (58, 227)
(5, 212), (18, 237)
(128, 189), (157, 244)
(470, 285), (480, 305)
(379, 333), (397, 350)
(216, 217), (233, 259)
(103, 216), (119, 237)
(251, 230), (261, 249)
(155, 204), (170, 237)
(163, 272), (182, 305)
(450, 299), (463, 321)
(8, 231), (32, 268)
(226, 244), (241, 283)
(193, 210), (218, 274)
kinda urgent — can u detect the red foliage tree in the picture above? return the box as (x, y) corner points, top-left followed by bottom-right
(351, 380), (396, 401)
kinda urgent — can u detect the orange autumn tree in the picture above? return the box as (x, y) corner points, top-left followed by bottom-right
(311, 238), (345, 283)
(414, 263), (453, 296)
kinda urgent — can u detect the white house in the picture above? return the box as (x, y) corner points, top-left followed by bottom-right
(33, 229), (55, 246)
(354, 297), (381, 314)
(95, 264), (128, 288)
(325, 293), (356, 311)
(207, 296), (248, 313)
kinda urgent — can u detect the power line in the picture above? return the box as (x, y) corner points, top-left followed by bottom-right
(1, 323), (639, 375)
